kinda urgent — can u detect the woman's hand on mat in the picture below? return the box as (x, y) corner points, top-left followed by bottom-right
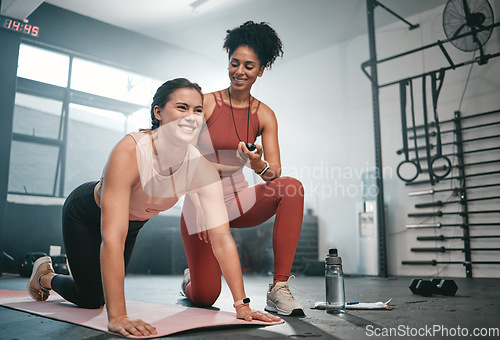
(236, 305), (281, 323)
(108, 315), (157, 337)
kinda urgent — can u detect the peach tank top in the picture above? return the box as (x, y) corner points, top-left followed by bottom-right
(97, 131), (201, 221)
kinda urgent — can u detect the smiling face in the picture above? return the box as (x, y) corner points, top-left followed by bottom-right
(228, 45), (265, 91)
(153, 87), (204, 145)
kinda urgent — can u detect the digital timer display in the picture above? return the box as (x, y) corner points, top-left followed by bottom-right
(2, 17), (39, 37)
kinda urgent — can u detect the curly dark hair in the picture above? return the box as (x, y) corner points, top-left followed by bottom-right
(223, 21), (283, 69)
(149, 78), (203, 130)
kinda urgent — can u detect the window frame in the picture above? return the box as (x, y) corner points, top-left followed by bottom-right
(10, 41), (151, 198)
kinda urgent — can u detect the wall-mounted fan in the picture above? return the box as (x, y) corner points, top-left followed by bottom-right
(443, 0), (494, 52)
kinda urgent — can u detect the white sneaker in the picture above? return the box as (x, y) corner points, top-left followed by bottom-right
(265, 276), (305, 316)
(180, 268), (190, 296)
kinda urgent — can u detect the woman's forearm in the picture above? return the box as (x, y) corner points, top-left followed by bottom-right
(250, 159), (281, 181)
(195, 165), (248, 303)
(101, 240), (127, 320)
(209, 230), (246, 302)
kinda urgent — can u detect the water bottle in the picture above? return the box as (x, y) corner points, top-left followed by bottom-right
(325, 248), (345, 314)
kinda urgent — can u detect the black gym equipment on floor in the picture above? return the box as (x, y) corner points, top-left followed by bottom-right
(409, 278), (458, 297)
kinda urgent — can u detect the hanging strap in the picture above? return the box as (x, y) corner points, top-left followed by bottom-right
(399, 80), (409, 160)
(409, 79), (421, 171)
(430, 70), (446, 156)
(421, 75), (435, 185)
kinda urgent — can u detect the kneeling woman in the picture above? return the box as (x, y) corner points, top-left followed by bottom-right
(26, 78), (280, 337)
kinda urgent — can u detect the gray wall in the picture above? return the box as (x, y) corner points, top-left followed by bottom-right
(0, 29), (20, 275)
(254, 4), (500, 277)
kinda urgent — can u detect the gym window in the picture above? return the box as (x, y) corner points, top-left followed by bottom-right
(8, 42), (159, 198)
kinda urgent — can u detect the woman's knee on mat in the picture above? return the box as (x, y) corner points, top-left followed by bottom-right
(188, 284), (221, 307)
(189, 293), (220, 307)
(78, 299), (104, 309)
(76, 292), (105, 309)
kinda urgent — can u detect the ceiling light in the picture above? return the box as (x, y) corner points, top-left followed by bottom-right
(189, 0), (224, 14)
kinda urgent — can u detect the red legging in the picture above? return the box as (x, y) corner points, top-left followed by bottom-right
(180, 176), (304, 306)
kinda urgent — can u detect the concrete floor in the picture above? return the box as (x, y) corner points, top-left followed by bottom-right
(1, 274), (499, 339)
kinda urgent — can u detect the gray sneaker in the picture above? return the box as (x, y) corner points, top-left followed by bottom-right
(27, 256), (54, 301)
(265, 278), (305, 316)
(180, 268), (190, 296)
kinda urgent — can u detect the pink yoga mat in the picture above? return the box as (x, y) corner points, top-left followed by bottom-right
(0, 289), (283, 338)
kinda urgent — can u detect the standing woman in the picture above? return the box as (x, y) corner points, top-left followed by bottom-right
(181, 21), (305, 316)
(26, 78), (280, 338)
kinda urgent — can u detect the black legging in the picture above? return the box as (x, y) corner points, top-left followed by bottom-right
(51, 181), (147, 309)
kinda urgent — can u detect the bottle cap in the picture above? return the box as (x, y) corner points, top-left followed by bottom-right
(326, 248), (342, 265)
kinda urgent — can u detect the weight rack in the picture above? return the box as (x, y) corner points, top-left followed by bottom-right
(402, 109), (500, 277)
(361, 0), (500, 277)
